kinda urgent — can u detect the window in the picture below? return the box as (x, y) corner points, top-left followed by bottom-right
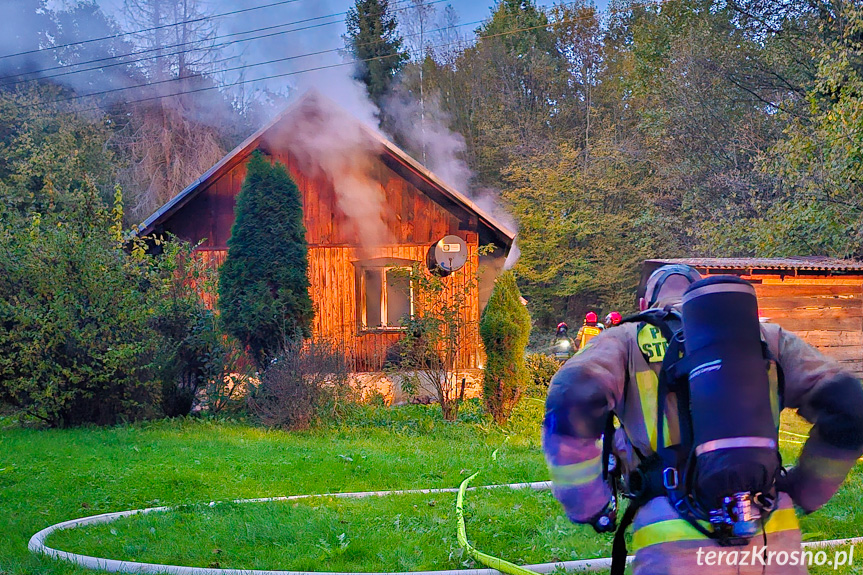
(358, 266), (414, 330)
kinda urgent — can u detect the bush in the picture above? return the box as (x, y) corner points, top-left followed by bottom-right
(149, 246), (226, 417)
(479, 271), (531, 425)
(218, 151), (314, 370)
(0, 189), (164, 427)
(525, 352), (559, 397)
(203, 336), (253, 416)
(247, 340), (355, 430)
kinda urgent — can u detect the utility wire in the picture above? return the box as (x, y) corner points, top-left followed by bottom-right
(39, 16), (484, 106)
(0, 0), (447, 87)
(27, 10), (615, 118)
(0, 0), (307, 61)
(0, 14), (344, 88)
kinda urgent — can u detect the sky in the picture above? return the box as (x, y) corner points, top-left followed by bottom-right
(36, 0), (610, 121)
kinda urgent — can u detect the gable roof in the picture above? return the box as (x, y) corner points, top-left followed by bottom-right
(135, 91), (516, 248)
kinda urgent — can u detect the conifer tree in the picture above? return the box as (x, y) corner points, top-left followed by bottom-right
(345, 0), (408, 109)
(219, 151), (313, 370)
(479, 271), (531, 425)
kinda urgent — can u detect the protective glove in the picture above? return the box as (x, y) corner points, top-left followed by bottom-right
(588, 496), (617, 533)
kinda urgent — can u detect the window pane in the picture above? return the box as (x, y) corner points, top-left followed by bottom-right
(364, 269), (382, 328)
(386, 269), (411, 327)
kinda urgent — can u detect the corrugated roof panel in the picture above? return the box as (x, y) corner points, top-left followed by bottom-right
(646, 257), (863, 271)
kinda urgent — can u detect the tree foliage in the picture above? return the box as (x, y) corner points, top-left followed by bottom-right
(391, 264), (475, 422)
(479, 271), (531, 425)
(218, 151), (314, 370)
(346, 0), (408, 110)
(0, 187), (162, 426)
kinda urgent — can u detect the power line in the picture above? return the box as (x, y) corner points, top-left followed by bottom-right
(40, 16), (484, 106)
(0, 13), (344, 88)
(0, 0), (306, 61)
(28, 9), (614, 118)
(0, 0), (449, 89)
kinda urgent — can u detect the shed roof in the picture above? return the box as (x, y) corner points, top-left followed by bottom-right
(134, 91), (516, 248)
(645, 257), (863, 272)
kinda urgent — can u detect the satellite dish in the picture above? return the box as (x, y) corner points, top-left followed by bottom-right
(427, 235), (468, 276)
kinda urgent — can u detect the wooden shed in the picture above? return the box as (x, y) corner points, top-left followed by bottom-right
(136, 91), (515, 373)
(644, 258), (863, 376)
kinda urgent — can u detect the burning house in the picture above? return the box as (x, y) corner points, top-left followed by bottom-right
(136, 92), (516, 374)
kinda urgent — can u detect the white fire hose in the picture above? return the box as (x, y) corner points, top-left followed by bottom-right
(28, 475), (863, 575)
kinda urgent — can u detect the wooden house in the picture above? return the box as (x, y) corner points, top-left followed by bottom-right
(136, 92), (515, 373)
(644, 258), (863, 376)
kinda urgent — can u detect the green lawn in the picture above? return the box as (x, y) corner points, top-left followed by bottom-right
(1, 400), (862, 574)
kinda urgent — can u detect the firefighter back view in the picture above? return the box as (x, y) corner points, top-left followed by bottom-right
(575, 311), (603, 350)
(543, 264), (863, 574)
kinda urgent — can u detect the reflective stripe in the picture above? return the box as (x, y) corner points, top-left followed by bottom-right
(695, 437), (777, 456)
(636, 370), (659, 451)
(635, 370), (672, 451)
(579, 326), (602, 348)
(632, 508), (799, 552)
(549, 455), (602, 487)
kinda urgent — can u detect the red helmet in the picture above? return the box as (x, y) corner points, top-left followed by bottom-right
(557, 322), (568, 330)
(606, 311), (622, 326)
(585, 311), (598, 324)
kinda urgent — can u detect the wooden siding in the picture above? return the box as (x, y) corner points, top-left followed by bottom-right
(162, 147), (465, 249)
(172, 142), (484, 372)
(752, 278), (863, 375)
(193, 244), (481, 372)
(687, 272), (863, 376)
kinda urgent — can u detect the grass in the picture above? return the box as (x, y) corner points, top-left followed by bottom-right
(1, 400), (862, 574)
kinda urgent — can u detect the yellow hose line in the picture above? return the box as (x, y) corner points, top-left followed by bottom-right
(456, 470), (541, 575)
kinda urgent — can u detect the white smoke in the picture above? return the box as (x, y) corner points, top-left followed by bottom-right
(267, 91), (390, 250)
(384, 91), (473, 192)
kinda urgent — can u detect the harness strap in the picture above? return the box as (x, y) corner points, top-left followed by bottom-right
(610, 502), (639, 575)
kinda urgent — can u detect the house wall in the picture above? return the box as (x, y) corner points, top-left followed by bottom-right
(161, 146), (483, 372)
(694, 271), (863, 377)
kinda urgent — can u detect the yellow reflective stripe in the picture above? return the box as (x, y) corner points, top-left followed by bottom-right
(632, 508), (799, 552)
(549, 455), (602, 487)
(764, 508), (800, 533)
(636, 370), (658, 451)
(635, 370), (670, 451)
(633, 518), (706, 551)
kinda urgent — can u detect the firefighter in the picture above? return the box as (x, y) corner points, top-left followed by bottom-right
(552, 322), (575, 361)
(604, 311), (622, 328)
(543, 264), (863, 574)
(574, 311), (603, 350)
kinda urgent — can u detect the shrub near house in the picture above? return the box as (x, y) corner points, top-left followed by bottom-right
(480, 271), (532, 425)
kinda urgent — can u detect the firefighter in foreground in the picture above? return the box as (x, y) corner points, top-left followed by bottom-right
(575, 311), (603, 350)
(543, 264), (863, 574)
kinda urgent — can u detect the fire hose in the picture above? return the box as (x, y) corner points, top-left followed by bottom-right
(29, 435), (863, 575)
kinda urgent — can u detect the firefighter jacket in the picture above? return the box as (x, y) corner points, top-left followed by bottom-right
(543, 305), (863, 574)
(575, 323), (603, 350)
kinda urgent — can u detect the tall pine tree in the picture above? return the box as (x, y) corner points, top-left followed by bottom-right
(218, 151), (313, 370)
(345, 0), (408, 110)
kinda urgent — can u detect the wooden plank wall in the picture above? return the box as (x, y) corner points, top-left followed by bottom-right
(163, 131), (489, 373)
(306, 243), (481, 372)
(192, 242), (481, 372)
(752, 277), (863, 376)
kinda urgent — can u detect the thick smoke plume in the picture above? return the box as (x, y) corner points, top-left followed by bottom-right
(268, 91), (391, 250)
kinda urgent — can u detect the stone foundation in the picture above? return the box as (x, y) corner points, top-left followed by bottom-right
(350, 370), (484, 405)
